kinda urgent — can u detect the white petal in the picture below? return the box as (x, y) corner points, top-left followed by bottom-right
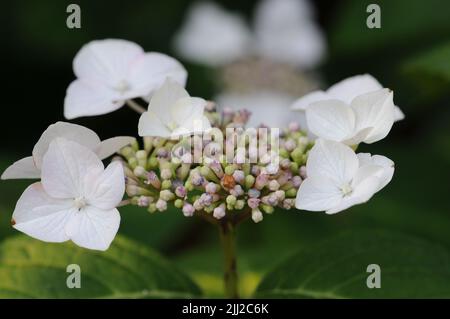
(295, 175), (342, 211)
(95, 136), (136, 159)
(394, 105), (405, 121)
(73, 39), (143, 86)
(138, 110), (172, 137)
(84, 161), (125, 210)
(326, 176), (380, 215)
(352, 164), (384, 188)
(306, 100), (356, 142)
(342, 127), (373, 146)
(351, 89), (395, 143)
(170, 97), (206, 126)
(129, 52), (187, 100)
(32, 122), (101, 168)
(291, 90), (328, 111)
(12, 182), (73, 243)
(1, 156), (40, 180)
(173, 2), (251, 66)
(327, 74), (383, 104)
(148, 79), (189, 124)
(41, 138), (104, 199)
(306, 139), (359, 185)
(171, 115), (212, 138)
(64, 79), (124, 120)
(65, 206), (120, 251)
(357, 153), (394, 191)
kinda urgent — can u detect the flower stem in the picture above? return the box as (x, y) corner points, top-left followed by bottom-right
(126, 99), (146, 114)
(218, 220), (239, 299)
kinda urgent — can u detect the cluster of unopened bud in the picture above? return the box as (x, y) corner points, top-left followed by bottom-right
(114, 105), (312, 224)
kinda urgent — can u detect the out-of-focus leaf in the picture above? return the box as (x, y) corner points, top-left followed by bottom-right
(256, 230), (450, 298)
(330, 0), (450, 57)
(0, 235), (201, 298)
(404, 42), (450, 81)
(402, 42), (450, 99)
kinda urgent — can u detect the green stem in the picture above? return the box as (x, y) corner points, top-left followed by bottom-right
(219, 220), (239, 299)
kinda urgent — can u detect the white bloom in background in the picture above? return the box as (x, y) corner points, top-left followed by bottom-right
(216, 90), (296, 128)
(292, 74), (405, 121)
(138, 79), (211, 138)
(253, 0), (326, 69)
(173, 2), (252, 66)
(296, 139), (394, 214)
(1, 122), (134, 180)
(64, 39), (187, 119)
(12, 138), (125, 251)
(305, 88), (396, 145)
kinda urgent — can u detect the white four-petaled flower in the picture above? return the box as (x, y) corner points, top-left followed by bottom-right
(138, 79), (211, 138)
(304, 88), (396, 145)
(64, 39), (187, 119)
(12, 138), (125, 251)
(1, 122), (134, 180)
(295, 139), (394, 214)
(292, 74), (405, 121)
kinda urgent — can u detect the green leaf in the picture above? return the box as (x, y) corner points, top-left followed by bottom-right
(402, 41), (450, 99)
(0, 235), (201, 298)
(255, 230), (450, 298)
(330, 0), (450, 57)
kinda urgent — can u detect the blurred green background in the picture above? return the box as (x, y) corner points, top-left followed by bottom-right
(1, 0), (450, 298)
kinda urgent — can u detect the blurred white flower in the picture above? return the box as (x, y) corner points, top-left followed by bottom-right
(1, 122), (134, 180)
(12, 138), (125, 251)
(173, 2), (252, 66)
(292, 74), (405, 121)
(138, 79), (211, 138)
(216, 90), (296, 128)
(305, 88), (395, 145)
(295, 139), (394, 214)
(64, 39), (187, 119)
(253, 0), (326, 68)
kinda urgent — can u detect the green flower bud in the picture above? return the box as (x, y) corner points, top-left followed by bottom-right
(131, 139), (139, 152)
(147, 157), (158, 170)
(285, 188), (297, 198)
(234, 199), (245, 210)
(245, 175), (255, 189)
(120, 146), (135, 160)
(147, 203), (157, 213)
(226, 195), (237, 206)
(128, 157), (138, 170)
(161, 180), (172, 190)
(261, 204), (274, 214)
(224, 164), (237, 175)
(174, 199), (184, 208)
(144, 137), (154, 153)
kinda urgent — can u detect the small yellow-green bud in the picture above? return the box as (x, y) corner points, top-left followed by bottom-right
(286, 188), (297, 197)
(174, 199), (184, 208)
(245, 175), (255, 189)
(161, 180), (172, 190)
(147, 203), (157, 213)
(147, 157), (158, 170)
(261, 204), (274, 214)
(128, 157), (138, 170)
(226, 195), (237, 206)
